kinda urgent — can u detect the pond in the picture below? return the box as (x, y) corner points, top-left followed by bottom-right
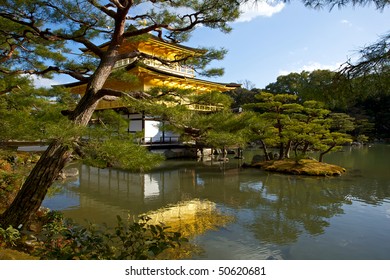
(43, 144), (390, 260)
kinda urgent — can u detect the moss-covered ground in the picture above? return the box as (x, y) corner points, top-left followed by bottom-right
(252, 158), (346, 176)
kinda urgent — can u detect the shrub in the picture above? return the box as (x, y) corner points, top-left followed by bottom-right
(0, 170), (22, 210)
(0, 226), (21, 247)
(34, 212), (187, 260)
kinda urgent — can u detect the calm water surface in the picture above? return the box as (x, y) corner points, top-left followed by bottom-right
(43, 144), (390, 259)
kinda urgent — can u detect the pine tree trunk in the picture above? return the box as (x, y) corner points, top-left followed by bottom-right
(302, 142), (310, 155)
(276, 119), (284, 160)
(0, 140), (71, 228)
(278, 143), (284, 160)
(319, 144), (336, 162)
(260, 139), (270, 161)
(284, 140), (292, 159)
(0, 5), (129, 229)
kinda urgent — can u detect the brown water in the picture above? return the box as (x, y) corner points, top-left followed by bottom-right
(44, 144), (390, 259)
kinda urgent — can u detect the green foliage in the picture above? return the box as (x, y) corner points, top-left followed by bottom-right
(345, 32), (390, 77)
(265, 70), (352, 110)
(317, 132), (353, 162)
(0, 17), (64, 76)
(263, 66), (390, 139)
(110, 69), (140, 84)
(145, 87), (233, 111)
(82, 137), (164, 171)
(78, 110), (163, 171)
(0, 0), (244, 230)
(90, 109), (130, 134)
(302, 0), (389, 13)
(0, 75), (82, 144)
(245, 112), (279, 145)
(0, 226), (21, 247)
(146, 86), (196, 106)
(1, 0), (241, 82)
(134, 87), (248, 149)
(201, 112), (250, 148)
(35, 213), (187, 260)
(244, 92), (353, 162)
(187, 47), (229, 77)
(356, 134), (369, 143)
(224, 87), (260, 108)
(0, 152), (23, 206)
(189, 90), (233, 108)
(329, 113), (355, 133)
(0, 171), (20, 193)
(162, 107), (250, 149)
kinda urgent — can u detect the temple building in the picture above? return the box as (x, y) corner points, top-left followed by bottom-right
(66, 35), (240, 147)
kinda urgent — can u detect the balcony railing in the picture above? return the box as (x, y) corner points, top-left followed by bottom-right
(186, 104), (224, 112)
(114, 58), (135, 68)
(138, 136), (180, 145)
(96, 99), (224, 112)
(114, 58), (195, 78)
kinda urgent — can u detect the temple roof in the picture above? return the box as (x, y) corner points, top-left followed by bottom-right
(61, 61), (240, 92)
(128, 62), (240, 90)
(83, 34), (206, 58)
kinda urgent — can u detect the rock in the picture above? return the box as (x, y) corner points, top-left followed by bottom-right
(351, 142), (363, 146)
(251, 154), (265, 164)
(58, 168), (79, 179)
(197, 148), (212, 157)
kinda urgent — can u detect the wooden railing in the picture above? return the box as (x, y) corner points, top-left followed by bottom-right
(186, 104), (224, 112)
(96, 99), (223, 112)
(138, 136), (180, 145)
(114, 58), (195, 78)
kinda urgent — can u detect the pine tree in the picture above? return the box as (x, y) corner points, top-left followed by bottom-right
(244, 92), (352, 162)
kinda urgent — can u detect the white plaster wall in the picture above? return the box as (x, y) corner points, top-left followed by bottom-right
(145, 120), (162, 142)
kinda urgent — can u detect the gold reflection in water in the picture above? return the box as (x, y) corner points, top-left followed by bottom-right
(143, 199), (234, 259)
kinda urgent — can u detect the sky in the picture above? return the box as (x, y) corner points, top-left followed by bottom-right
(187, 1), (390, 88)
(33, 1), (390, 90)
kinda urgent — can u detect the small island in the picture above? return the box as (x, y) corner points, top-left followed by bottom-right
(250, 158), (346, 176)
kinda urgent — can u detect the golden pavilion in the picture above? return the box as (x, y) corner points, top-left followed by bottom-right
(67, 35), (240, 146)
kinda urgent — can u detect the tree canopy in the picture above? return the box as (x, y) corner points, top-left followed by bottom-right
(261, 67), (389, 139)
(244, 92), (353, 162)
(0, 0), (240, 81)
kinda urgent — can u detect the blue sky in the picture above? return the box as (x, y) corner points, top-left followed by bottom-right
(34, 1), (389, 90)
(188, 1), (390, 88)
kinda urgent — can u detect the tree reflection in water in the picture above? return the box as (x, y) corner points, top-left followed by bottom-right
(47, 145), (390, 259)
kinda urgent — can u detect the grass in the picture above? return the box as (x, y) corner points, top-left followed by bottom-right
(0, 248), (39, 260)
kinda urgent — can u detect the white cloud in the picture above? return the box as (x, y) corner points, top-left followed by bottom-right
(341, 19), (353, 27)
(237, 1), (285, 22)
(32, 73), (79, 88)
(32, 75), (60, 88)
(279, 61), (344, 76)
